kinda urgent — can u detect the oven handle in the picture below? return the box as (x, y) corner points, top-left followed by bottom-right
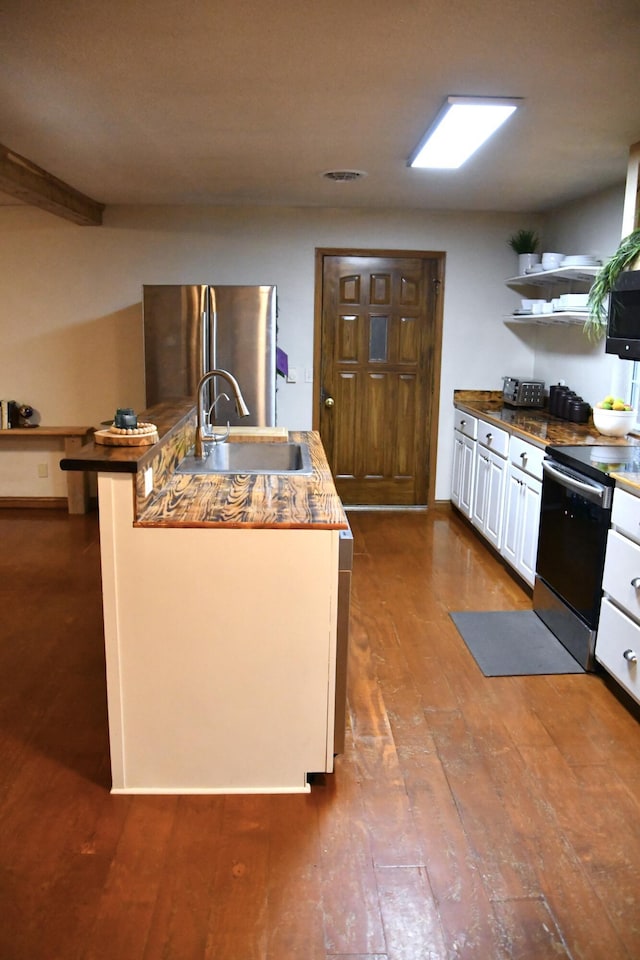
(542, 459), (611, 507)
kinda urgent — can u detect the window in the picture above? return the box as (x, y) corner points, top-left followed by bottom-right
(631, 361), (640, 417)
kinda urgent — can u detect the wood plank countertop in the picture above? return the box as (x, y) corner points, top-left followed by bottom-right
(60, 401), (348, 530)
(136, 430), (348, 530)
(0, 426), (94, 438)
(60, 400), (195, 473)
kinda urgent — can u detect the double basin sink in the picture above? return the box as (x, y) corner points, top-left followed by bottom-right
(176, 441), (313, 476)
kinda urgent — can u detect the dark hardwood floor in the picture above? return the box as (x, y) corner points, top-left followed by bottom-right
(0, 505), (639, 959)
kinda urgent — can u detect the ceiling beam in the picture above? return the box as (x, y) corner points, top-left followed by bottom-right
(0, 143), (104, 225)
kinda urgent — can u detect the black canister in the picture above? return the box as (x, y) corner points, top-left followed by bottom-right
(550, 384), (569, 416)
(566, 399), (591, 423)
(558, 390), (577, 419)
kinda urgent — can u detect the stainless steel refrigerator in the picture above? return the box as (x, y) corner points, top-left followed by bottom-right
(142, 284), (277, 426)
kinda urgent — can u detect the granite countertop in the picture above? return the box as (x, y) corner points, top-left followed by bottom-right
(454, 390), (640, 493)
(454, 390), (640, 447)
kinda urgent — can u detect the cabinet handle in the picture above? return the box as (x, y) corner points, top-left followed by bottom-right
(623, 649), (638, 663)
(460, 419), (466, 426)
(520, 452), (527, 463)
(486, 433), (493, 442)
(631, 577), (640, 589)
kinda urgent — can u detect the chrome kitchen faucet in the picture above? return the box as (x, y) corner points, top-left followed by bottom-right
(195, 369), (250, 457)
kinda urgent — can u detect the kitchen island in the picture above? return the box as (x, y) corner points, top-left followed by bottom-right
(61, 404), (349, 795)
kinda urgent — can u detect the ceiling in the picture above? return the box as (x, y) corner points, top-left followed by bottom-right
(1, 0), (639, 215)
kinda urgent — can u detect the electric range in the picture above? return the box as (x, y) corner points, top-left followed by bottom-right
(545, 443), (640, 486)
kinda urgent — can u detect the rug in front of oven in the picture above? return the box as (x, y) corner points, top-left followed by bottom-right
(449, 610), (585, 676)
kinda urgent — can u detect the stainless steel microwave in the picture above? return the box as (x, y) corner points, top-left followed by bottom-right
(605, 269), (640, 360)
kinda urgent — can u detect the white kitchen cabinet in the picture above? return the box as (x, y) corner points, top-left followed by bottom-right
(500, 437), (543, 587)
(451, 411), (477, 518)
(471, 420), (509, 550)
(596, 487), (640, 705)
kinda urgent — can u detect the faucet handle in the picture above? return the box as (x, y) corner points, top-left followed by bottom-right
(203, 421), (231, 446)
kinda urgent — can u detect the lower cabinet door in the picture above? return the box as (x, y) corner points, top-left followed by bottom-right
(501, 465), (541, 588)
(472, 447), (506, 548)
(484, 452), (506, 550)
(501, 467), (522, 568)
(519, 476), (541, 586)
(471, 450), (490, 531)
(451, 432), (464, 509)
(459, 434), (475, 518)
(596, 598), (640, 705)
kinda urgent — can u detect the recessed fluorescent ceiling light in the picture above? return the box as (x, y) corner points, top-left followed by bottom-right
(409, 96), (521, 170)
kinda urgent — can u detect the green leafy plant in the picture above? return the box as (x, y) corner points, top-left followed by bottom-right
(507, 229), (540, 254)
(585, 228), (640, 341)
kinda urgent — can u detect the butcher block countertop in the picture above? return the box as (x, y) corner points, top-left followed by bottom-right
(60, 401), (348, 530)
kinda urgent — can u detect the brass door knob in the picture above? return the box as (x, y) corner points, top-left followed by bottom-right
(324, 397), (335, 408)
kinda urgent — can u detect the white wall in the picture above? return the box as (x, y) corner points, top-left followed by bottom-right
(0, 189), (629, 501)
(1, 203), (540, 499)
(531, 184), (631, 405)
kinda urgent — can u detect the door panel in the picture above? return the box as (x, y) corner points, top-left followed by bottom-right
(338, 313), (360, 363)
(334, 372), (359, 478)
(317, 251), (442, 505)
(398, 316), (418, 363)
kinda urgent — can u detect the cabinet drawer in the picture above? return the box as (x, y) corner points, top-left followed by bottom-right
(454, 409), (477, 439)
(612, 487), (640, 545)
(602, 529), (640, 619)
(596, 598), (640, 705)
(508, 436), (544, 480)
(477, 418), (509, 458)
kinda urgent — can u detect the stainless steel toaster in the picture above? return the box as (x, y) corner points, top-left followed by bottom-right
(502, 377), (545, 408)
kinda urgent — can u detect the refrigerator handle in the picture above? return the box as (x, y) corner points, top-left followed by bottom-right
(201, 310), (208, 380)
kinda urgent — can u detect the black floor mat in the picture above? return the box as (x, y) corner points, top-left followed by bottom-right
(449, 610), (585, 676)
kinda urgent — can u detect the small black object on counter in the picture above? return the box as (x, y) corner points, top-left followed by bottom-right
(114, 408), (138, 429)
(548, 383), (590, 423)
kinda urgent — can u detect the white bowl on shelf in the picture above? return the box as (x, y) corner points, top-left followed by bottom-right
(558, 292), (589, 308)
(592, 407), (637, 437)
(541, 252), (564, 270)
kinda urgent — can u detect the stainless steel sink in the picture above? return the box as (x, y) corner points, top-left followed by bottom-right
(176, 441), (313, 476)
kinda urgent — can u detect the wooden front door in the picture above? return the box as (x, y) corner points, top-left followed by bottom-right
(314, 250), (443, 506)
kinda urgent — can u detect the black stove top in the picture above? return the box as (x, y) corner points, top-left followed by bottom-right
(546, 443), (640, 485)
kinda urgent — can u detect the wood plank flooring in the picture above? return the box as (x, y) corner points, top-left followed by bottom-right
(0, 505), (639, 959)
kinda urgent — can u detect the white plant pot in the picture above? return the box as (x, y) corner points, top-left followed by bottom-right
(518, 253), (541, 274)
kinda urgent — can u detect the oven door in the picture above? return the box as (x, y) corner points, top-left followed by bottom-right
(534, 459), (612, 669)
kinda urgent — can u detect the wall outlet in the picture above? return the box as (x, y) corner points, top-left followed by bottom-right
(143, 467), (153, 497)
(305, 367), (313, 383)
(37, 463), (48, 478)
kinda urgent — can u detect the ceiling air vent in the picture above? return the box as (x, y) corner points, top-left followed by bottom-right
(322, 170), (367, 182)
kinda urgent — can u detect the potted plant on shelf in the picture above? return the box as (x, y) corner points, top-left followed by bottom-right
(584, 228), (640, 341)
(507, 229), (540, 275)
